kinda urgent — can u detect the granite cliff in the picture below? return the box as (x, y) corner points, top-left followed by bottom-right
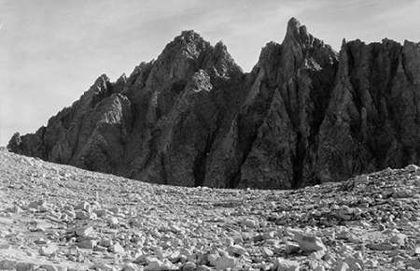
(8, 18), (420, 189)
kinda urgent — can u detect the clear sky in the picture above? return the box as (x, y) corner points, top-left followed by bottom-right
(1, 0), (420, 146)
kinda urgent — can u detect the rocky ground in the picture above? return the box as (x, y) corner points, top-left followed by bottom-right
(0, 149), (419, 270)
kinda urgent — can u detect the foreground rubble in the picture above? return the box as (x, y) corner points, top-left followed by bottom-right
(0, 150), (419, 270)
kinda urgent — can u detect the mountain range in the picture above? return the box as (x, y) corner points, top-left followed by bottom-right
(8, 18), (420, 189)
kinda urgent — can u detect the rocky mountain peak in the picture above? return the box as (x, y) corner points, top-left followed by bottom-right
(161, 30), (210, 58)
(203, 40), (243, 78)
(8, 19), (420, 190)
(284, 17), (309, 43)
(92, 74), (110, 90)
(178, 30), (202, 43)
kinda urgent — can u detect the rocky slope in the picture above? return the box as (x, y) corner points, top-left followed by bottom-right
(8, 18), (420, 189)
(1, 149), (420, 270)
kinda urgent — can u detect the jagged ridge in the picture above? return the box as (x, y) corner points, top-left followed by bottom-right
(8, 18), (420, 189)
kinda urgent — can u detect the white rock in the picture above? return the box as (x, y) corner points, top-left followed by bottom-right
(334, 261), (350, 271)
(415, 243), (420, 255)
(292, 230), (326, 252)
(93, 209), (107, 217)
(207, 253), (219, 266)
(355, 175), (369, 182)
(285, 242), (300, 254)
(337, 206), (354, 221)
(390, 233), (407, 247)
(75, 226), (95, 237)
(16, 262), (35, 271)
(111, 242), (125, 254)
(123, 263), (140, 271)
(39, 264), (59, 271)
(214, 255), (237, 270)
(263, 231), (276, 240)
(197, 265), (212, 271)
(261, 247), (274, 257)
(75, 210), (90, 220)
(228, 244), (247, 256)
(274, 258), (300, 271)
(100, 238), (113, 247)
(7, 205), (23, 214)
(182, 262), (197, 271)
(77, 239), (96, 249)
(34, 238), (48, 245)
(406, 164), (419, 172)
(109, 206), (120, 214)
(0, 243), (11, 250)
(0, 259), (15, 269)
(145, 259), (164, 271)
(76, 201), (91, 212)
(242, 218), (258, 228)
(39, 244), (57, 256)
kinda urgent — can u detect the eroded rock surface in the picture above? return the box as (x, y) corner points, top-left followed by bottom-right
(8, 18), (420, 189)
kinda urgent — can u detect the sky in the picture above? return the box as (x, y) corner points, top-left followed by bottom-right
(1, 0), (420, 146)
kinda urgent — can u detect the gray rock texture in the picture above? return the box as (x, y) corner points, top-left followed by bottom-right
(8, 18), (420, 188)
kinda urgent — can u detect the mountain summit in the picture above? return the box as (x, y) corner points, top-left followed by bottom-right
(8, 18), (420, 189)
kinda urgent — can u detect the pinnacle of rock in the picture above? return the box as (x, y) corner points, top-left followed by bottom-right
(284, 17), (310, 44)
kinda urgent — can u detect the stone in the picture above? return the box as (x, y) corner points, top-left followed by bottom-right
(390, 233), (407, 247)
(182, 262), (197, 271)
(367, 242), (395, 251)
(228, 244), (247, 256)
(406, 164), (419, 172)
(242, 218), (258, 228)
(292, 230), (326, 253)
(27, 200), (48, 210)
(109, 206), (120, 214)
(261, 247), (274, 257)
(334, 261), (350, 271)
(122, 263), (140, 271)
(75, 210), (90, 220)
(196, 265), (212, 271)
(214, 255), (237, 270)
(39, 244), (57, 256)
(93, 209), (107, 217)
(108, 216), (119, 227)
(274, 258), (300, 271)
(365, 259), (378, 268)
(75, 201), (91, 212)
(285, 242), (300, 254)
(99, 238), (113, 247)
(145, 259), (164, 271)
(7, 205), (23, 214)
(336, 206), (354, 221)
(75, 226), (95, 237)
(77, 239), (97, 249)
(89, 263), (115, 271)
(408, 258), (420, 269)
(207, 254), (219, 266)
(39, 265), (59, 271)
(34, 238), (48, 245)
(15, 262), (35, 271)
(110, 242), (125, 254)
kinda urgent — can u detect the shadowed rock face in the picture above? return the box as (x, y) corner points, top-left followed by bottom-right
(8, 19), (420, 188)
(317, 39), (420, 183)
